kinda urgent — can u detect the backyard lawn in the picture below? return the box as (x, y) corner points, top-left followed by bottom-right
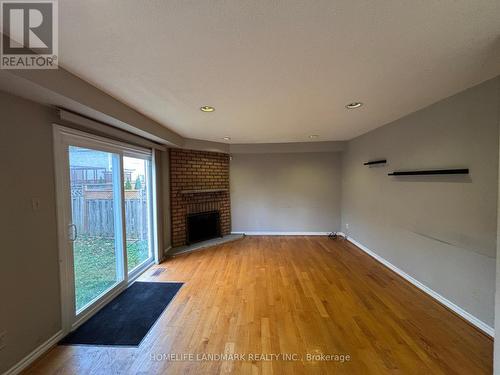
(73, 235), (150, 310)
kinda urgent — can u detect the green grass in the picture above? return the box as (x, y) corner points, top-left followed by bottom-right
(74, 236), (150, 311)
(127, 239), (150, 272)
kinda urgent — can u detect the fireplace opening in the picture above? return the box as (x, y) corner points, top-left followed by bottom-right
(186, 210), (221, 244)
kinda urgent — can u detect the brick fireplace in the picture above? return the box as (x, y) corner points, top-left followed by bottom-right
(169, 148), (231, 247)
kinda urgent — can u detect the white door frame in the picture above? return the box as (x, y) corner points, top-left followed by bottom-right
(52, 124), (159, 334)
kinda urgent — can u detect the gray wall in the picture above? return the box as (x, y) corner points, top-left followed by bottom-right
(341, 77), (500, 327)
(0, 90), (173, 373)
(0, 91), (61, 373)
(230, 152), (342, 233)
(493, 78), (500, 375)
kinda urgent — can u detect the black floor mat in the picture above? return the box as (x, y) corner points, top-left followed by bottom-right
(59, 281), (183, 346)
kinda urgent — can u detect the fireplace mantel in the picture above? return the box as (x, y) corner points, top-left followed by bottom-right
(180, 188), (228, 194)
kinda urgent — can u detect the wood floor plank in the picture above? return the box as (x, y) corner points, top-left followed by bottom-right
(24, 236), (493, 374)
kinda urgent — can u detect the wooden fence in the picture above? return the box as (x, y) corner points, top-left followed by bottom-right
(71, 196), (148, 239)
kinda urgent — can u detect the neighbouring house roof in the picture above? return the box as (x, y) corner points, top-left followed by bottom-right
(69, 146), (112, 169)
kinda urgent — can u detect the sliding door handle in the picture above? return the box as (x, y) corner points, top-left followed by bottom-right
(69, 224), (78, 241)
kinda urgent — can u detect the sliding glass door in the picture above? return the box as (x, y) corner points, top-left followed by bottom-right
(69, 146), (125, 313)
(54, 126), (156, 331)
(123, 156), (154, 275)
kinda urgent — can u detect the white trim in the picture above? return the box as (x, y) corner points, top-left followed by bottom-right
(52, 125), (73, 334)
(346, 236), (494, 337)
(232, 231), (330, 236)
(151, 151), (162, 264)
(3, 330), (63, 375)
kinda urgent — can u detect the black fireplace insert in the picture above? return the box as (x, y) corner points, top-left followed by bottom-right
(186, 210), (221, 244)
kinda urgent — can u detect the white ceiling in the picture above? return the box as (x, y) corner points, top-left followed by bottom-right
(58, 1), (500, 143)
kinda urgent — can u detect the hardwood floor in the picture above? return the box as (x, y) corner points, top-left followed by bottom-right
(25, 236), (493, 374)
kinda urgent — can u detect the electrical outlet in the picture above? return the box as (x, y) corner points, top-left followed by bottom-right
(0, 331), (6, 350)
(345, 223), (349, 230)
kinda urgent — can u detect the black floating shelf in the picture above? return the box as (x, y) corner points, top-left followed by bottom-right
(388, 168), (469, 176)
(364, 159), (387, 166)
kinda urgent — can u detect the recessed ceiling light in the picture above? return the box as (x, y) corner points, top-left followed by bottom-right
(223, 137), (231, 141)
(346, 102), (363, 109)
(309, 135), (319, 139)
(200, 105), (215, 112)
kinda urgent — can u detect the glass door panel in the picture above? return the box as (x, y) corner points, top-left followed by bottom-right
(123, 156), (153, 273)
(54, 126), (157, 333)
(68, 146), (124, 313)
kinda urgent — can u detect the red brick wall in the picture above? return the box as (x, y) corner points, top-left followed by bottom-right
(169, 148), (231, 247)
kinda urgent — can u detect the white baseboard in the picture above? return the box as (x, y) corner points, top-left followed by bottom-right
(4, 330), (63, 375)
(232, 231), (331, 236)
(346, 236), (494, 337)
